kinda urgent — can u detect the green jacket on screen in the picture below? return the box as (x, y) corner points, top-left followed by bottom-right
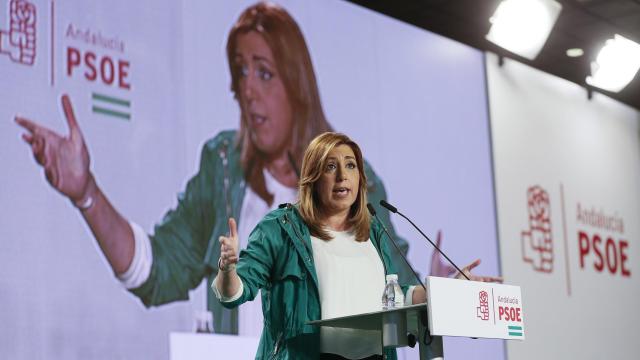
(128, 130), (414, 335)
(222, 204), (406, 360)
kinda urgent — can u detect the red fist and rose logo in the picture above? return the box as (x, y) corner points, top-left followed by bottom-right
(0, 0), (36, 65)
(476, 290), (490, 321)
(522, 185), (554, 273)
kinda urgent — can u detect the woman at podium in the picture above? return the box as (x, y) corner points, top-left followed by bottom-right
(213, 132), (491, 360)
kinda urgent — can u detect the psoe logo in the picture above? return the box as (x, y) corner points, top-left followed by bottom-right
(521, 185), (554, 273)
(0, 0), (36, 65)
(476, 290), (489, 321)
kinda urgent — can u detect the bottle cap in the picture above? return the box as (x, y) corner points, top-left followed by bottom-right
(385, 274), (398, 281)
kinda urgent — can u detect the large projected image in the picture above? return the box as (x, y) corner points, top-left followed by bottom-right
(1, 0), (501, 359)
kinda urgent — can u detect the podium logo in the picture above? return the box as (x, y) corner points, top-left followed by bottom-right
(0, 0), (36, 65)
(521, 185), (554, 273)
(476, 290), (490, 321)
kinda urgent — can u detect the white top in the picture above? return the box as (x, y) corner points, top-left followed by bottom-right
(311, 229), (385, 359)
(120, 168), (297, 337)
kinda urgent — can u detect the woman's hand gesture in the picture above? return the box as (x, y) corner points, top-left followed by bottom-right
(15, 94), (93, 204)
(456, 259), (503, 283)
(219, 218), (240, 272)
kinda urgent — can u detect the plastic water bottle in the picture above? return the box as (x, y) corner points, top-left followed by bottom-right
(381, 274), (404, 309)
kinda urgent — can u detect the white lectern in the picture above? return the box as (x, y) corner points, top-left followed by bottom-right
(308, 277), (525, 359)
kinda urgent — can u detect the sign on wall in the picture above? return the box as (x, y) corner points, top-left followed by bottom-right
(488, 53), (639, 360)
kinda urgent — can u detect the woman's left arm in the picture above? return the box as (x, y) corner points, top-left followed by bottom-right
(410, 258), (503, 304)
(454, 258), (503, 283)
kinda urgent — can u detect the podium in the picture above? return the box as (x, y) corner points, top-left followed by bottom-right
(308, 276), (525, 359)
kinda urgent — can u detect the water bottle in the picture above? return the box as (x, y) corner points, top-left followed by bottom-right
(381, 274), (404, 310)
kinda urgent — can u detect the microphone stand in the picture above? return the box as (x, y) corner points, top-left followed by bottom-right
(380, 200), (470, 280)
(367, 204), (427, 292)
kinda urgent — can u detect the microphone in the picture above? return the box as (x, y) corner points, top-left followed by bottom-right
(379, 200), (397, 213)
(367, 203), (427, 292)
(379, 200), (470, 280)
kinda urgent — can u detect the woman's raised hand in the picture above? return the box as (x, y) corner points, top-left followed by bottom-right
(15, 94), (93, 204)
(219, 218), (240, 271)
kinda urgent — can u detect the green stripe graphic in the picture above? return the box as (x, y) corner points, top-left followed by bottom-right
(92, 106), (131, 120)
(508, 325), (523, 337)
(92, 93), (131, 107)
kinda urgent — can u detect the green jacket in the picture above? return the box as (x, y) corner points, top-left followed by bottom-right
(222, 204), (406, 360)
(129, 130), (415, 335)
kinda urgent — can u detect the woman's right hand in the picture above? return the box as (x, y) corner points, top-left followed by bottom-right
(15, 94), (93, 204)
(214, 218), (242, 299)
(219, 218), (240, 271)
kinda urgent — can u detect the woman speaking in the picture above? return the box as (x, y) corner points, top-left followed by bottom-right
(214, 132), (494, 360)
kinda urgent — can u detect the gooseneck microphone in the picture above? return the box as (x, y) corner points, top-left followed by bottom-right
(379, 200), (470, 280)
(367, 203), (427, 292)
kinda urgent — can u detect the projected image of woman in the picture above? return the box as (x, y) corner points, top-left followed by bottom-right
(15, 2), (412, 336)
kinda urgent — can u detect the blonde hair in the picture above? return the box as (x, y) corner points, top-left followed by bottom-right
(298, 132), (370, 242)
(227, 2), (332, 204)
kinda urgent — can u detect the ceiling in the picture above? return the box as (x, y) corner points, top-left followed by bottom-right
(346, 0), (640, 111)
